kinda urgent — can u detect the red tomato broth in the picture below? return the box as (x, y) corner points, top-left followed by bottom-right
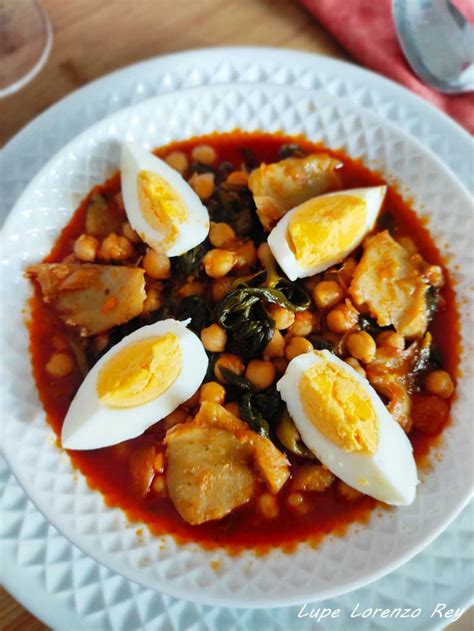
(27, 131), (460, 552)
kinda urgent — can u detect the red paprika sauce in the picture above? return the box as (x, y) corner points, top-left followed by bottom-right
(27, 132), (460, 552)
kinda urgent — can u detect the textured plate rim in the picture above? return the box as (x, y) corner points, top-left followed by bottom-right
(1, 82), (473, 609)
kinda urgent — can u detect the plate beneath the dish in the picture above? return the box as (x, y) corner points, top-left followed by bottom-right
(1, 82), (473, 608)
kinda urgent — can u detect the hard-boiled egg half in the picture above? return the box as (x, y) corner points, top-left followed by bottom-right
(121, 142), (209, 256)
(268, 186), (386, 280)
(61, 319), (208, 450)
(277, 350), (418, 505)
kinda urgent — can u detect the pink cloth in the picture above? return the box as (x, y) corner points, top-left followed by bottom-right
(299, 0), (474, 133)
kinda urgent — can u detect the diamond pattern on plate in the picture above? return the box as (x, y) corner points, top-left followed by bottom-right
(2, 49), (472, 228)
(1, 83), (472, 610)
(2, 456), (473, 630)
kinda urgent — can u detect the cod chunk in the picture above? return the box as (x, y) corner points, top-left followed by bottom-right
(165, 424), (255, 525)
(248, 153), (341, 230)
(27, 263), (146, 336)
(349, 231), (429, 339)
(165, 402), (290, 525)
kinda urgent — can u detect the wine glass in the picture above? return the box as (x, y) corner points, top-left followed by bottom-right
(0, 0), (53, 98)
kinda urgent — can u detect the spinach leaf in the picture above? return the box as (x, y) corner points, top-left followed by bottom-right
(219, 287), (309, 315)
(218, 367), (252, 392)
(358, 314), (387, 337)
(216, 289), (274, 359)
(177, 296), (213, 333)
(377, 212), (396, 235)
(425, 285), (439, 321)
(277, 143), (306, 160)
(241, 147), (259, 171)
(428, 346), (443, 370)
(240, 394), (270, 437)
(276, 280), (311, 310)
(257, 242), (311, 309)
(209, 185), (256, 237)
(220, 367), (282, 437)
(307, 335), (335, 353)
(173, 240), (209, 277)
(215, 286), (308, 360)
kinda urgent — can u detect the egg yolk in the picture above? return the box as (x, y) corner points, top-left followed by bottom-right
(300, 361), (378, 454)
(287, 194), (366, 269)
(97, 333), (182, 408)
(137, 170), (188, 249)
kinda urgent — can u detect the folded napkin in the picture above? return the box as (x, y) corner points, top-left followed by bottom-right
(299, 0), (474, 133)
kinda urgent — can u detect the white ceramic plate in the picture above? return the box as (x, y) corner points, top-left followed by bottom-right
(1, 82), (473, 609)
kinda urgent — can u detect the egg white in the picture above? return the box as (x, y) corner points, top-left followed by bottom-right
(268, 186), (386, 281)
(61, 319), (208, 451)
(277, 350), (418, 505)
(121, 142), (210, 257)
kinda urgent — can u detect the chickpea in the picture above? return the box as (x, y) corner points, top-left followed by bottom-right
(94, 333), (109, 353)
(268, 303), (295, 330)
(337, 480), (362, 501)
(46, 352), (74, 378)
(338, 257), (358, 288)
(200, 381), (226, 405)
(98, 233), (135, 261)
(52, 335), (68, 351)
(182, 388), (201, 410)
(303, 276), (319, 293)
(190, 172), (215, 200)
(398, 236), (417, 254)
(153, 453), (165, 473)
(263, 329), (285, 360)
(292, 465), (335, 492)
(162, 407), (189, 431)
(245, 360), (276, 391)
(288, 311), (315, 337)
(214, 353), (245, 383)
(74, 234), (99, 262)
(258, 493), (279, 519)
(165, 150), (188, 174)
(177, 280), (206, 297)
(313, 280), (344, 310)
(273, 357), (289, 375)
(191, 144), (216, 165)
(201, 323), (227, 352)
(425, 370), (454, 399)
(226, 170), (248, 187)
(424, 265), (444, 288)
(151, 475), (167, 495)
(114, 191), (125, 212)
(233, 240), (257, 270)
(410, 253), (424, 267)
(209, 222), (236, 248)
(114, 442), (130, 460)
(121, 221), (140, 243)
(142, 287), (161, 313)
(376, 330), (405, 350)
(211, 277), (232, 302)
(203, 248), (236, 278)
(326, 303), (358, 334)
(345, 357), (366, 378)
(285, 336), (313, 361)
(142, 248), (171, 280)
(287, 493), (308, 514)
(257, 242), (272, 267)
(346, 331), (376, 364)
(411, 394), (449, 434)
(225, 402), (241, 417)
